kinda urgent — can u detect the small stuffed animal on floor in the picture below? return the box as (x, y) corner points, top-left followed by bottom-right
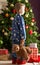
(16, 46), (32, 60)
(12, 44), (32, 61)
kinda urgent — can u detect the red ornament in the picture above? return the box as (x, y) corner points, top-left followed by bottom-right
(25, 25), (29, 29)
(8, 27), (12, 31)
(29, 30), (33, 35)
(12, 9), (16, 14)
(32, 18), (35, 22)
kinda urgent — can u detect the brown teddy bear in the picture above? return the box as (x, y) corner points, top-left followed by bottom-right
(12, 44), (32, 61)
(16, 46), (32, 60)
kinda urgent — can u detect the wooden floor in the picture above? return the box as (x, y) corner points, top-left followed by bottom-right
(0, 61), (40, 65)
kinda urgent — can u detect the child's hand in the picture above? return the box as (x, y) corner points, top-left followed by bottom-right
(20, 39), (25, 46)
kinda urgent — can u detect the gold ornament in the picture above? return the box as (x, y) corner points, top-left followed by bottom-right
(17, 0), (21, 2)
(10, 4), (14, 7)
(30, 9), (33, 12)
(5, 13), (9, 17)
(1, 21), (4, 24)
(10, 17), (14, 20)
(31, 22), (34, 26)
(25, 13), (29, 18)
(5, 7), (9, 10)
(33, 31), (37, 36)
(25, 0), (28, 3)
(2, 29), (5, 33)
(4, 32), (8, 36)
(0, 40), (3, 44)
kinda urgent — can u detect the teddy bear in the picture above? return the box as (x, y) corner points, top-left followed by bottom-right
(12, 44), (32, 61)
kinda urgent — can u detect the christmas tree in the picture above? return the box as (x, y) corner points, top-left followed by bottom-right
(0, 0), (40, 52)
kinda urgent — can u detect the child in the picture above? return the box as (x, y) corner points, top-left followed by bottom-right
(11, 2), (31, 64)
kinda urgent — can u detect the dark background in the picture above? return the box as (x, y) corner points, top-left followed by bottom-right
(29, 0), (40, 35)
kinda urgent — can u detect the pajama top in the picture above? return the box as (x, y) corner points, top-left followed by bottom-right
(11, 14), (26, 45)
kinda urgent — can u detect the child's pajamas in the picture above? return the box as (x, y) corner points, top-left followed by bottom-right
(11, 14), (26, 59)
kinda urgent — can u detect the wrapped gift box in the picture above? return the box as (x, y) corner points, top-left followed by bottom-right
(0, 49), (8, 55)
(28, 54), (40, 62)
(0, 54), (9, 61)
(30, 43), (37, 48)
(30, 48), (38, 60)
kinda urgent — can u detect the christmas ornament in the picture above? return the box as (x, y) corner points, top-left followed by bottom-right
(5, 7), (9, 10)
(31, 22), (34, 26)
(8, 27), (12, 31)
(25, 13), (29, 18)
(2, 29), (5, 33)
(0, 40), (3, 44)
(25, 0), (28, 3)
(12, 9), (16, 14)
(10, 17), (14, 20)
(5, 13), (9, 17)
(1, 21), (4, 24)
(25, 7), (29, 12)
(30, 9), (33, 12)
(29, 30), (33, 35)
(4, 32), (8, 36)
(10, 4), (14, 7)
(25, 25), (29, 29)
(32, 18), (35, 22)
(17, 0), (21, 2)
(33, 31), (37, 36)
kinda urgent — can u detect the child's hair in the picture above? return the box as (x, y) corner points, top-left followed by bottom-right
(15, 2), (25, 12)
